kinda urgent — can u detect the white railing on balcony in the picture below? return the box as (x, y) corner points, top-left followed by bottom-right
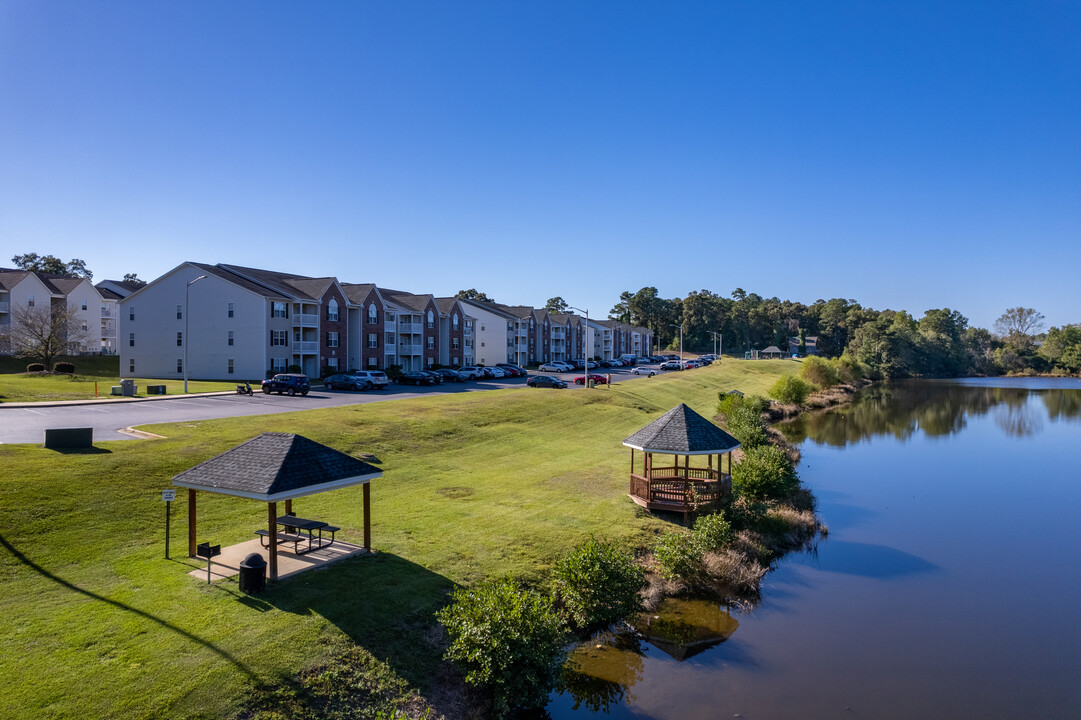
(294, 341), (319, 353)
(399, 343), (423, 355)
(100, 307), (113, 318)
(293, 313), (319, 327)
(399, 322), (423, 334)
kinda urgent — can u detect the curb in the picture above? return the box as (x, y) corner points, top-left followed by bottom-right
(0, 391), (237, 409)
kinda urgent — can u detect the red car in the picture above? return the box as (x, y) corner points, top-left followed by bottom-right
(574, 374), (607, 385)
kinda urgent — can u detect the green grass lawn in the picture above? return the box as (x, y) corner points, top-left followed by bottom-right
(0, 360), (795, 719)
(0, 355), (237, 402)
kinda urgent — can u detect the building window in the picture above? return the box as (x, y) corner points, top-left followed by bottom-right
(368, 333), (378, 349)
(367, 356), (377, 367)
(177, 304), (183, 320)
(327, 357), (338, 370)
(271, 330), (288, 346)
(129, 333), (135, 347)
(177, 359), (183, 373)
(28, 295), (35, 308)
(328, 299), (339, 322)
(272, 358), (287, 373)
(272, 301), (288, 319)
(327, 331), (339, 348)
(427, 310), (435, 329)
(427, 336), (435, 349)
(129, 306), (134, 321)
(177, 332), (183, 347)
(228, 359), (234, 374)
(427, 357), (434, 368)
(452, 356), (459, 365)
(452, 314), (459, 330)
(82, 300), (87, 311)
(368, 304), (378, 323)
(228, 302), (234, 318)
(228, 331), (234, 346)
(129, 359), (135, 373)
(452, 338), (460, 350)
(530, 318), (534, 329)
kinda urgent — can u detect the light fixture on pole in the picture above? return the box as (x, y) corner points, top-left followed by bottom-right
(709, 331), (720, 357)
(669, 323), (683, 361)
(184, 275), (207, 393)
(568, 305), (589, 369)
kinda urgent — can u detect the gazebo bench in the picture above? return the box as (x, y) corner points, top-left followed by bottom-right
(254, 529), (313, 553)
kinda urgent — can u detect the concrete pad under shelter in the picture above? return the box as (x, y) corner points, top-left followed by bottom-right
(187, 537), (369, 582)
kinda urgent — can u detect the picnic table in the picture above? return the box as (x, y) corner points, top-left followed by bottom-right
(255, 514), (340, 555)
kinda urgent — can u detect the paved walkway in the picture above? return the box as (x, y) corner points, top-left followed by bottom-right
(0, 390), (236, 409)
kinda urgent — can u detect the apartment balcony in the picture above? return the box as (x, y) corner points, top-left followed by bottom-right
(293, 313), (319, 328)
(399, 343), (423, 355)
(100, 307), (114, 318)
(294, 341), (319, 354)
(399, 322), (423, 334)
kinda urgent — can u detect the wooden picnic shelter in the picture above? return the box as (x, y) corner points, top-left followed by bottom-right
(623, 404), (740, 522)
(760, 345), (784, 359)
(171, 432), (382, 581)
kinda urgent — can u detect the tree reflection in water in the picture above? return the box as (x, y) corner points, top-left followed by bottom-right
(778, 380), (1081, 446)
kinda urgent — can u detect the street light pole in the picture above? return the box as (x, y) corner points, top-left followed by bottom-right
(568, 305), (589, 369)
(709, 331), (719, 357)
(184, 275), (207, 393)
(669, 323), (683, 362)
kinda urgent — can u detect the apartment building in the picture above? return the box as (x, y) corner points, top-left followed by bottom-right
(435, 297), (472, 367)
(0, 269), (102, 355)
(95, 280), (143, 354)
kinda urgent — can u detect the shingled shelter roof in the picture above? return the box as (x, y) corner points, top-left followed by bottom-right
(623, 404), (740, 455)
(172, 432), (381, 501)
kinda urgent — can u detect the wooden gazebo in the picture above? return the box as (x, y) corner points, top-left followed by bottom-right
(761, 345), (784, 359)
(171, 432), (381, 581)
(623, 404), (740, 521)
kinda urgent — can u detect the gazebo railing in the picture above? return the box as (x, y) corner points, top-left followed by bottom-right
(646, 466), (720, 481)
(629, 473), (732, 510)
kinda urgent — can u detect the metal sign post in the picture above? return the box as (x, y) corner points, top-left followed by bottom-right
(162, 489), (176, 559)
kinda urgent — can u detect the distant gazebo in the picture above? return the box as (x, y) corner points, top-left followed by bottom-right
(172, 433), (382, 581)
(623, 404), (740, 522)
(761, 345), (784, 359)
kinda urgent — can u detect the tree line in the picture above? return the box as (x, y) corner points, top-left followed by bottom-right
(605, 286), (1079, 378)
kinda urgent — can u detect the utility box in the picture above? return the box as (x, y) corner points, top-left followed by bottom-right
(44, 427), (93, 449)
(120, 379), (136, 397)
(147, 385), (166, 395)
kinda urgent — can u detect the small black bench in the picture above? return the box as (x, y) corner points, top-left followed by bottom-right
(254, 529), (311, 553)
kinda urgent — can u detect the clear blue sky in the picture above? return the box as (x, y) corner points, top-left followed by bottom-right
(2, 1), (1078, 330)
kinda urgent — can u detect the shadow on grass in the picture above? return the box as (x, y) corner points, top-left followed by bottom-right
(46, 446), (113, 455)
(259, 551), (456, 689)
(0, 532), (257, 679)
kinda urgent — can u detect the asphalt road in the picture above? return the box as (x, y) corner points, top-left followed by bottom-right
(0, 366), (672, 444)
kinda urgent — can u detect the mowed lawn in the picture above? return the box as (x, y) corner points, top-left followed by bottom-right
(0, 360), (795, 720)
(0, 355), (237, 402)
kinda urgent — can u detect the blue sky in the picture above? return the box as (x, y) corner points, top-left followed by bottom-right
(2, 1), (1078, 330)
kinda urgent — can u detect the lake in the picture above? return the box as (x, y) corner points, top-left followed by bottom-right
(547, 378), (1081, 719)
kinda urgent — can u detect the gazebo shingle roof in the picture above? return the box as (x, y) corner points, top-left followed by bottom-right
(171, 432), (381, 500)
(623, 404), (740, 454)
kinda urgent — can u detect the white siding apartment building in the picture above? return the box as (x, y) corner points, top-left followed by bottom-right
(0, 269), (103, 355)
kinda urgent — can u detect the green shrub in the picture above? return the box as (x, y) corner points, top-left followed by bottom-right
(384, 364), (403, 381)
(798, 356), (838, 389)
(287, 364), (303, 374)
(833, 352), (865, 383)
(25, 363), (45, 373)
(768, 375), (813, 405)
(723, 403), (769, 449)
(53, 362), (75, 374)
(652, 531), (703, 581)
(436, 579), (567, 715)
(732, 445), (799, 500)
(552, 537), (645, 630)
(692, 512), (733, 551)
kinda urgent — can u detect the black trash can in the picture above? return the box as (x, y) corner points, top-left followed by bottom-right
(238, 552), (267, 594)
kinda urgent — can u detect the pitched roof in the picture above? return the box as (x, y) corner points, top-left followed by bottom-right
(97, 286), (125, 300)
(380, 288), (434, 313)
(761, 346), (783, 354)
(434, 297), (462, 315)
(341, 283), (377, 304)
(623, 404), (740, 455)
(171, 432), (382, 500)
(0, 270), (31, 291)
(186, 262), (293, 299)
(215, 263), (320, 300)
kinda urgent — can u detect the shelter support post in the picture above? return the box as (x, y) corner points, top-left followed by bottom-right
(187, 489), (196, 557)
(285, 499), (293, 516)
(363, 483), (371, 551)
(268, 501), (278, 581)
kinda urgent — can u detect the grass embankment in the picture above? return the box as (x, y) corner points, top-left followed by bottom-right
(0, 355), (236, 402)
(0, 360), (795, 720)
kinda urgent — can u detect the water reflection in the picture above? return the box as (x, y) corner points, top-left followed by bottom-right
(778, 380), (1081, 446)
(559, 599), (739, 712)
(792, 541), (939, 578)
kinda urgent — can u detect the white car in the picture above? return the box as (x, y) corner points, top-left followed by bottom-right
(538, 363), (564, 373)
(485, 366), (507, 378)
(632, 366), (658, 377)
(456, 366), (481, 380)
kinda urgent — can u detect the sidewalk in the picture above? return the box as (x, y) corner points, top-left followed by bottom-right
(0, 390), (236, 409)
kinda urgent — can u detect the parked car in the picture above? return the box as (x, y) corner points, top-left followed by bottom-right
(397, 371), (436, 386)
(632, 367), (658, 377)
(539, 362), (567, 373)
(344, 370), (390, 389)
(659, 360), (683, 371)
(527, 375), (567, 389)
(434, 368), (467, 382)
(485, 366), (507, 378)
(456, 366), (481, 379)
(682, 360), (700, 369)
(261, 373), (310, 396)
(324, 373), (379, 391)
(497, 363), (526, 377)
(574, 374), (608, 385)
(418, 370), (443, 384)
(551, 361), (575, 372)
